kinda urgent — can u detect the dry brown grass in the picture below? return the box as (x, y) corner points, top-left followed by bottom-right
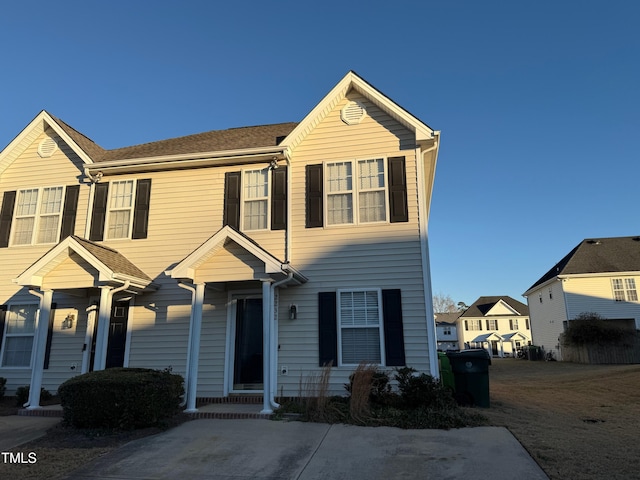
(483, 358), (640, 480)
(348, 363), (376, 423)
(298, 362), (334, 422)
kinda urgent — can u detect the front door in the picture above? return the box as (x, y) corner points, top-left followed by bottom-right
(490, 340), (498, 356)
(105, 300), (129, 369)
(233, 298), (263, 390)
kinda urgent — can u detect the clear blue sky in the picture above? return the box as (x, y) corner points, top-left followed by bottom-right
(1, 1), (638, 306)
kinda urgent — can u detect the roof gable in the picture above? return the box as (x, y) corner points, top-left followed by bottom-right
(13, 236), (153, 291)
(461, 296), (529, 318)
(525, 236), (640, 293)
(0, 111), (102, 176)
(281, 71), (435, 152)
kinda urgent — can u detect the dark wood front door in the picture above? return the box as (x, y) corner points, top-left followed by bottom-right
(105, 300), (129, 369)
(233, 298), (263, 390)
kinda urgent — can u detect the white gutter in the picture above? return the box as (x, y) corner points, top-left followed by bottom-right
(85, 147), (287, 175)
(416, 139), (440, 378)
(178, 282), (205, 411)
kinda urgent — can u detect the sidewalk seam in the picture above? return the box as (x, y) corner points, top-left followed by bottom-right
(293, 424), (332, 480)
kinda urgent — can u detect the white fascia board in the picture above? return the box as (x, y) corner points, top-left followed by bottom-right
(85, 147), (286, 175)
(523, 277), (559, 297)
(42, 112), (95, 165)
(559, 271), (640, 279)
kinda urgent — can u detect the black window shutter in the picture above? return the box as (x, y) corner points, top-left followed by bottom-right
(0, 191), (16, 248)
(509, 319), (513, 330)
(388, 156), (408, 223)
(132, 179), (152, 239)
(382, 289), (406, 366)
(318, 292), (337, 367)
(271, 167), (287, 230)
(223, 172), (241, 230)
(486, 320), (490, 330)
(465, 320), (469, 331)
(43, 303), (57, 370)
(59, 185), (80, 240)
(0, 305), (7, 352)
(89, 183), (109, 241)
(305, 164), (323, 228)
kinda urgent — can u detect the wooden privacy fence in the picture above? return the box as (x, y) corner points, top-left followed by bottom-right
(562, 337), (640, 364)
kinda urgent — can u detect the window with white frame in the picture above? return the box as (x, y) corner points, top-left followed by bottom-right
(443, 326), (452, 335)
(511, 319), (519, 330)
(243, 169), (269, 230)
(338, 290), (383, 365)
(12, 186), (64, 245)
(466, 319), (482, 331)
(326, 158), (387, 225)
(487, 319), (498, 330)
(1, 304), (38, 367)
(612, 278), (638, 301)
(106, 180), (135, 239)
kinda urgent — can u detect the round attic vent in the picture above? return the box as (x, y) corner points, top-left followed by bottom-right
(341, 101), (366, 125)
(38, 137), (58, 158)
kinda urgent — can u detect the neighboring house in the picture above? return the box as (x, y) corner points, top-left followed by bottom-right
(434, 312), (460, 351)
(0, 71), (441, 413)
(457, 296), (531, 357)
(523, 236), (640, 360)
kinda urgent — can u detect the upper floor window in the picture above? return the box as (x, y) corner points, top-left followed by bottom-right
(305, 156), (408, 228)
(443, 326), (452, 335)
(243, 169), (269, 231)
(12, 186), (64, 245)
(465, 319), (482, 331)
(486, 319), (498, 330)
(612, 278), (638, 302)
(89, 179), (152, 241)
(510, 319), (520, 330)
(326, 158), (387, 225)
(1, 304), (37, 367)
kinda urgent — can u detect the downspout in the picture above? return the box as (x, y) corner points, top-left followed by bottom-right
(283, 150), (293, 264)
(83, 168), (103, 238)
(417, 140), (440, 378)
(177, 282), (196, 409)
(269, 271), (294, 409)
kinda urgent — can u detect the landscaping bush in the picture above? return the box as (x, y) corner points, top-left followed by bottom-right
(58, 368), (184, 429)
(394, 367), (456, 410)
(15, 385), (53, 407)
(562, 312), (632, 346)
(0, 377), (5, 400)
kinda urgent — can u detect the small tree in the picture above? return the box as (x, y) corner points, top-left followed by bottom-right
(433, 293), (458, 313)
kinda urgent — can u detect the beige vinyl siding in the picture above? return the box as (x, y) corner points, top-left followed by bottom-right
(42, 254), (99, 290)
(274, 91), (430, 395)
(527, 281), (567, 357)
(195, 241), (266, 283)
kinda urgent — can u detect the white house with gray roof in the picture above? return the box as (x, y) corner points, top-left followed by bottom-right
(523, 236), (640, 360)
(0, 71), (441, 413)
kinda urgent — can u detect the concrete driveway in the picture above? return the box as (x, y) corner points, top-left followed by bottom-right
(65, 419), (548, 479)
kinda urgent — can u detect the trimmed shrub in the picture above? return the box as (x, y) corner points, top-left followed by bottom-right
(0, 377), (6, 400)
(394, 367), (456, 410)
(58, 368), (184, 429)
(562, 312), (631, 346)
(15, 386), (53, 407)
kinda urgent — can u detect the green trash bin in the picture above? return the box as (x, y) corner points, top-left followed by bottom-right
(446, 350), (490, 408)
(438, 352), (455, 392)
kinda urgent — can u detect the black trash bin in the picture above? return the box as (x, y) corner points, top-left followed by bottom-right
(446, 350), (491, 408)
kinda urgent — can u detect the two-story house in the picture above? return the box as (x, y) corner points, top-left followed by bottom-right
(0, 71), (440, 413)
(434, 312), (460, 351)
(523, 236), (640, 360)
(457, 296), (531, 357)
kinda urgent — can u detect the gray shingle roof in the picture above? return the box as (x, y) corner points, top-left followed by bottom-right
(527, 236), (640, 291)
(460, 296), (529, 317)
(49, 112), (297, 162)
(72, 236), (151, 281)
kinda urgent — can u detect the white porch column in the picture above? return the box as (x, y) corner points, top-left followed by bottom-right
(185, 282), (205, 413)
(81, 303), (98, 374)
(261, 279), (273, 414)
(93, 286), (113, 372)
(26, 289), (53, 409)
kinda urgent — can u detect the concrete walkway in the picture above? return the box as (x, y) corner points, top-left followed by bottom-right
(0, 415), (61, 450)
(65, 419), (549, 480)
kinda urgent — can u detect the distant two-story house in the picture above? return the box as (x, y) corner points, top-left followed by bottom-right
(434, 312), (460, 351)
(523, 236), (640, 360)
(457, 296), (531, 357)
(0, 71), (441, 413)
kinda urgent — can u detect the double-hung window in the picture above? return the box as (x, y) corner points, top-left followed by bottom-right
(486, 319), (498, 330)
(326, 158), (387, 225)
(12, 187), (64, 245)
(612, 278), (638, 301)
(106, 180), (134, 239)
(1, 304), (37, 367)
(337, 289), (384, 365)
(243, 169), (269, 231)
(466, 319), (482, 331)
